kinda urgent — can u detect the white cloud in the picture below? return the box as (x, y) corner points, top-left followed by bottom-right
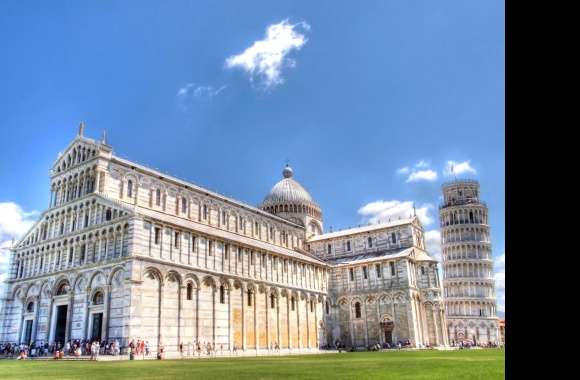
(225, 19), (309, 88)
(406, 169), (438, 183)
(397, 166), (410, 175)
(176, 83), (228, 112)
(177, 83), (227, 100)
(424, 230), (442, 262)
(444, 160), (477, 177)
(0, 202), (37, 243)
(397, 160), (438, 183)
(0, 202), (38, 294)
(415, 160), (429, 169)
(358, 200), (434, 226)
(494, 253), (505, 313)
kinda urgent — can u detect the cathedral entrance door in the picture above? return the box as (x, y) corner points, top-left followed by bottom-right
(384, 330), (393, 345)
(54, 305), (68, 345)
(380, 320), (394, 345)
(23, 320), (33, 345)
(91, 313), (103, 342)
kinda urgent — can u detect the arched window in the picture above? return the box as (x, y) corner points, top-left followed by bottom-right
(203, 205), (208, 220)
(105, 209), (112, 221)
(310, 300), (314, 312)
(291, 296), (295, 311)
(469, 211), (474, 223)
(92, 291), (104, 305)
(391, 233), (397, 244)
(56, 282), (70, 296)
(26, 302), (34, 313)
(127, 180), (133, 198)
(368, 237), (373, 248)
(220, 285), (225, 304)
(270, 294), (276, 309)
(354, 302), (361, 318)
(182, 197), (187, 214)
(186, 283), (193, 300)
(247, 290), (253, 307)
(325, 301), (330, 315)
(156, 189), (161, 206)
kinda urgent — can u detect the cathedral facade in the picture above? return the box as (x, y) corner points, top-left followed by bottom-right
(0, 129), (449, 355)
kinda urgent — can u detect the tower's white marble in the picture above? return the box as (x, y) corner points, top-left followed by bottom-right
(440, 180), (499, 345)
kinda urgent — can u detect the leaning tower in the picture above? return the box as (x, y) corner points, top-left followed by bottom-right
(439, 180), (499, 345)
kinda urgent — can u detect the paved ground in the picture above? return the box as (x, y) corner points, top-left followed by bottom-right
(0, 349), (505, 380)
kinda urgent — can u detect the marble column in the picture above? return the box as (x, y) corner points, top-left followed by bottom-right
(241, 284), (246, 351)
(276, 293), (281, 349)
(228, 284), (233, 351)
(65, 291), (75, 343)
(32, 296), (41, 344)
(286, 294), (291, 349)
(306, 297), (310, 349)
(102, 285), (112, 342)
(432, 305), (441, 345)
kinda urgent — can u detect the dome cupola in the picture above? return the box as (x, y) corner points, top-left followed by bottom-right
(260, 165), (323, 237)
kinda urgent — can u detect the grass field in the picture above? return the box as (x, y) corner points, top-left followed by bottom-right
(0, 349), (505, 380)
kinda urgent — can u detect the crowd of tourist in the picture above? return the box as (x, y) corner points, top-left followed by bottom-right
(0, 339), (122, 360)
(450, 340), (503, 349)
(322, 338), (503, 352)
(322, 339), (413, 352)
(2, 337), (503, 360)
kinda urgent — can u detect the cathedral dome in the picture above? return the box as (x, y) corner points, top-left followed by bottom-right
(262, 165), (313, 205)
(260, 165), (323, 229)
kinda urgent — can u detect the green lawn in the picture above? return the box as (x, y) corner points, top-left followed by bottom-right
(0, 349), (504, 380)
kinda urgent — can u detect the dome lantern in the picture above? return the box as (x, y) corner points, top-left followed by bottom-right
(282, 164), (293, 178)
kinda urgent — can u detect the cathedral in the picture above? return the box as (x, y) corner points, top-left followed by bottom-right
(0, 127), (453, 356)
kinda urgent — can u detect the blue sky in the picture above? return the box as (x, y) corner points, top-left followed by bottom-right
(0, 0), (504, 313)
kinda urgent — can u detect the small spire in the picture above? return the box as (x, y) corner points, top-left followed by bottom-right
(413, 203), (417, 217)
(101, 130), (107, 145)
(78, 121), (85, 137)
